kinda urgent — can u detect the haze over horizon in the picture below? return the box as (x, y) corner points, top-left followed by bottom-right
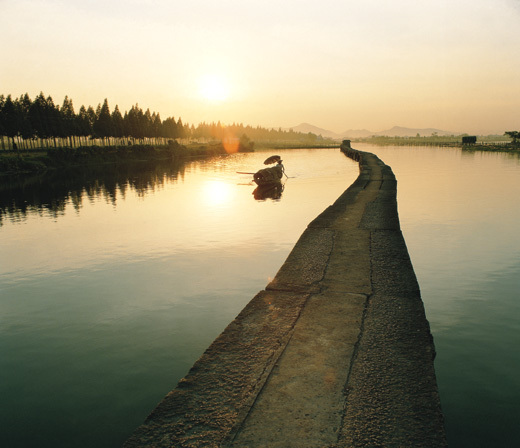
(2, 0), (519, 135)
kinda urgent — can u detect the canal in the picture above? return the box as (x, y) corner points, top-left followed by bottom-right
(1, 145), (519, 447)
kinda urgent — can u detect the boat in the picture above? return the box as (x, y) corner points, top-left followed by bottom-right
(253, 155), (285, 186)
(253, 163), (284, 186)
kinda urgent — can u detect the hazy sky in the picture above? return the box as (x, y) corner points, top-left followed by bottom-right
(2, 0), (519, 134)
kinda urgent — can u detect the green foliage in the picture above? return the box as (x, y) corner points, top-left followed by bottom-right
(77, 105), (93, 137)
(0, 93), (185, 148)
(355, 134), (512, 146)
(28, 92), (57, 139)
(93, 99), (113, 139)
(0, 153), (47, 174)
(190, 121), (329, 145)
(1, 95), (20, 139)
(111, 105), (125, 138)
(1, 91), (333, 150)
(504, 131), (520, 144)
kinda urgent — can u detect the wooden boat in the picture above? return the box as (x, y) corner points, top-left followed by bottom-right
(253, 156), (285, 186)
(253, 163), (284, 186)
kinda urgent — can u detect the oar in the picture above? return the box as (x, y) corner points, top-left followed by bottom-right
(236, 171), (256, 175)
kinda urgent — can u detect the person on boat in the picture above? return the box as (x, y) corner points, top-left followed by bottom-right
(253, 155), (286, 186)
(274, 159), (285, 177)
(254, 160), (284, 185)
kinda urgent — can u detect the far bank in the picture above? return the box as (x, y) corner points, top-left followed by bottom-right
(0, 140), (253, 176)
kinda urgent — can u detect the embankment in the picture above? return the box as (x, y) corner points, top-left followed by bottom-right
(123, 144), (447, 447)
(0, 141), (252, 176)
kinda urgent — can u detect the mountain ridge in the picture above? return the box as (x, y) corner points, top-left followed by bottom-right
(288, 122), (459, 139)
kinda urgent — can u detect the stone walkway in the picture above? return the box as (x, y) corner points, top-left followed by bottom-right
(123, 146), (447, 448)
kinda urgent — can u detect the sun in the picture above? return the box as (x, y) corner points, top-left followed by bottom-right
(199, 74), (230, 102)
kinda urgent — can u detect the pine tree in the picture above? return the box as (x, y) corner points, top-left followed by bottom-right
(161, 117), (177, 139)
(93, 99), (113, 143)
(18, 94), (34, 145)
(2, 95), (20, 149)
(77, 105), (92, 144)
(177, 117), (185, 139)
(111, 105), (125, 140)
(86, 106), (97, 141)
(152, 112), (162, 141)
(61, 95), (76, 147)
(125, 104), (145, 140)
(144, 108), (153, 138)
(29, 92), (51, 145)
(45, 95), (62, 145)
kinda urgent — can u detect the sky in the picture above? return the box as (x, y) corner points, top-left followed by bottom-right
(1, 0), (520, 135)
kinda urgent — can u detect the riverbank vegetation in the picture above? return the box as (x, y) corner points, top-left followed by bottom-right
(0, 92), (333, 152)
(0, 91), (337, 175)
(0, 140), (253, 176)
(353, 134), (511, 146)
(353, 133), (516, 148)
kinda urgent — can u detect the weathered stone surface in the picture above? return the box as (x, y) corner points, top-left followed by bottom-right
(228, 292), (367, 448)
(266, 227), (334, 293)
(124, 290), (310, 448)
(336, 228), (444, 447)
(123, 146), (447, 448)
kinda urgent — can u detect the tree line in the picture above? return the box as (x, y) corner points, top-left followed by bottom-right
(0, 92), (187, 150)
(189, 121), (323, 144)
(0, 92), (326, 151)
(504, 131), (519, 144)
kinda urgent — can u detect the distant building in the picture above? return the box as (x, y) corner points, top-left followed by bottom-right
(462, 136), (477, 144)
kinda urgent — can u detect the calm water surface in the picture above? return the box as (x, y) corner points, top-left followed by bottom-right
(0, 148), (359, 447)
(358, 143), (520, 448)
(1, 145), (519, 447)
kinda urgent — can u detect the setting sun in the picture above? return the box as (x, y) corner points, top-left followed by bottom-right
(199, 74), (230, 102)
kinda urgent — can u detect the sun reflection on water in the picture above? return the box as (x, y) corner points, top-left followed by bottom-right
(202, 180), (234, 207)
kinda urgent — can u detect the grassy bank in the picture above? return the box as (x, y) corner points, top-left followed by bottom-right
(0, 140), (254, 176)
(461, 143), (520, 152)
(253, 142), (338, 149)
(353, 135), (518, 151)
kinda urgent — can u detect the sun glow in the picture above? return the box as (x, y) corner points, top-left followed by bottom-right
(202, 180), (234, 207)
(199, 74), (230, 102)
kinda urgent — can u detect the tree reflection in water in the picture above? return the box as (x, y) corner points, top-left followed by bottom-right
(0, 160), (189, 225)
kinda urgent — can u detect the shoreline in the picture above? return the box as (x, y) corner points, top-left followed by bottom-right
(3, 139), (517, 177)
(0, 141), (252, 177)
(352, 140), (518, 151)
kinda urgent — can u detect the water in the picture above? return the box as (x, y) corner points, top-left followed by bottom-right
(0, 148), (359, 447)
(357, 143), (520, 447)
(1, 145), (519, 447)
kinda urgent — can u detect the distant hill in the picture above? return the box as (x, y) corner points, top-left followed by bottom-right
(288, 123), (458, 139)
(339, 128), (374, 138)
(372, 126), (456, 137)
(286, 123), (343, 139)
